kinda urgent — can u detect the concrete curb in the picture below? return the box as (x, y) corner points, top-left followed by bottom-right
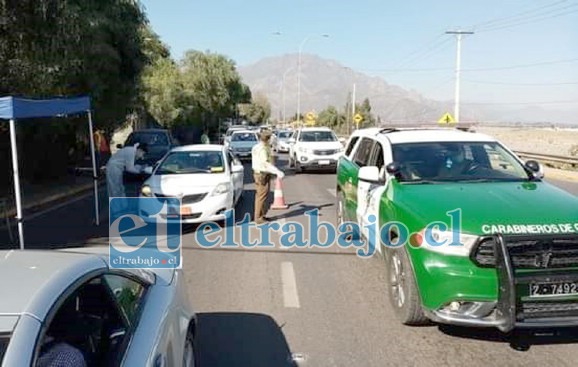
(1, 180), (104, 219)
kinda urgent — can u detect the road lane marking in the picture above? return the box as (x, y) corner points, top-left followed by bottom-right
(326, 188), (336, 197)
(281, 262), (300, 308)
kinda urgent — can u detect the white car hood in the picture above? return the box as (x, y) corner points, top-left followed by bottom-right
(298, 141), (342, 149)
(146, 173), (228, 195)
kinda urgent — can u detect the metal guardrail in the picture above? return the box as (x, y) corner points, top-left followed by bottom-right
(514, 151), (578, 166)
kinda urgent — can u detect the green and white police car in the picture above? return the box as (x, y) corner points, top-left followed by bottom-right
(336, 126), (578, 332)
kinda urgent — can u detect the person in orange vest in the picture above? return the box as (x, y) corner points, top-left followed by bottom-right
(93, 130), (110, 174)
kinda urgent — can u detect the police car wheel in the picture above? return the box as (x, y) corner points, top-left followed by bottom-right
(386, 248), (429, 325)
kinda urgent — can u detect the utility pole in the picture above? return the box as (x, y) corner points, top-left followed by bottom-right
(446, 30), (474, 123)
(351, 83), (356, 131)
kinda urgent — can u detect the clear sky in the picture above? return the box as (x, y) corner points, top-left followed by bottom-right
(141, 0), (578, 108)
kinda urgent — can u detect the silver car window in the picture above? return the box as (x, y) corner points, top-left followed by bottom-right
(103, 274), (147, 327)
(0, 335), (8, 364)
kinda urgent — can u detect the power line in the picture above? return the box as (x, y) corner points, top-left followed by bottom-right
(461, 57), (578, 71)
(382, 32), (446, 69)
(472, 0), (573, 28)
(463, 79), (578, 86)
(361, 57), (578, 73)
(476, 6), (578, 33)
(462, 100), (578, 105)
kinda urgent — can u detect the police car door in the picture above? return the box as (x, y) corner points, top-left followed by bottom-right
(357, 140), (389, 252)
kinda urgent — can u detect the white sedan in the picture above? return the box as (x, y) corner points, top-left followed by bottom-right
(140, 144), (244, 223)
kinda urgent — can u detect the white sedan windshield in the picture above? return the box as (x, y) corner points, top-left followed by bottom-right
(157, 151), (224, 174)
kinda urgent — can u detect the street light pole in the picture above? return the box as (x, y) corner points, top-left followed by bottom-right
(446, 30), (474, 123)
(281, 67), (293, 125)
(297, 34), (329, 127)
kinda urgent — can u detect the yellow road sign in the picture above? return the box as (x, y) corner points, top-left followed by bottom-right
(306, 112), (315, 121)
(354, 113), (363, 124)
(438, 112), (455, 124)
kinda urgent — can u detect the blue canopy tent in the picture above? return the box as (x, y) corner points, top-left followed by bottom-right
(0, 96), (99, 249)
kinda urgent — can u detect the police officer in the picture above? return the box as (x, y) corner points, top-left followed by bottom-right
(251, 129), (284, 224)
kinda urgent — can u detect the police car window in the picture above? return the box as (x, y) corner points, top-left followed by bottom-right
(368, 142), (385, 170)
(352, 138), (374, 167)
(345, 136), (359, 157)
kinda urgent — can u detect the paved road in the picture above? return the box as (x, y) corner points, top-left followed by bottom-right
(1, 157), (578, 366)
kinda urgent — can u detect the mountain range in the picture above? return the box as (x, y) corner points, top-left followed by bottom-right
(237, 54), (577, 125)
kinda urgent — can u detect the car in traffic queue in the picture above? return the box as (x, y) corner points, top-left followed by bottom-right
(0, 247), (198, 367)
(288, 127), (345, 173)
(121, 128), (179, 167)
(227, 130), (260, 161)
(272, 129), (294, 153)
(336, 126), (578, 333)
(140, 144), (244, 224)
(120, 129), (180, 186)
(223, 126), (248, 149)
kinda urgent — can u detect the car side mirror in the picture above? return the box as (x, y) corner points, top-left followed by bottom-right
(359, 166), (381, 183)
(232, 164), (243, 173)
(525, 160), (544, 179)
(288, 138), (296, 144)
(339, 137), (346, 145)
(144, 166), (153, 175)
(386, 162), (402, 179)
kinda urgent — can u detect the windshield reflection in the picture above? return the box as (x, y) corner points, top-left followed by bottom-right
(391, 142), (530, 183)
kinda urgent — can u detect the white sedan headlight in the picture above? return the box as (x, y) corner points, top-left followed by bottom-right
(141, 185), (152, 197)
(298, 146), (309, 153)
(415, 226), (479, 256)
(212, 183), (231, 196)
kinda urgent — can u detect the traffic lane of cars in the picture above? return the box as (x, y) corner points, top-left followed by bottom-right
(2, 138), (578, 366)
(183, 169), (578, 367)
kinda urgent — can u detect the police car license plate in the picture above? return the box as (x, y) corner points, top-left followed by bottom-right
(529, 281), (578, 297)
(319, 160), (330, 165)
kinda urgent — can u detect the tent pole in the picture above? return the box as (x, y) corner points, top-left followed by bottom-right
(87, 111), (100, 226)
(9, 119), (25, 249)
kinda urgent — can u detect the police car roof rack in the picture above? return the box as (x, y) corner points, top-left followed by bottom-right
(378, 123), (475, 134)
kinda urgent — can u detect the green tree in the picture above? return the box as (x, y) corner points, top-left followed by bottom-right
(180, 50), (248, 128)
(317, 106), (346, 129)
(357, 98), (376, 127)
(0, 0), (150, 183)
(140, 58), (188, 128)
(241, 93), (271, 124)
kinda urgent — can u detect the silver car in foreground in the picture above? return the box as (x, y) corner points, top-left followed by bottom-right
(0, 247), (197, 367)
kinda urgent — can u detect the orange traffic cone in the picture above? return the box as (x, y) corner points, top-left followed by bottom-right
(270, 178), (289, 209)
